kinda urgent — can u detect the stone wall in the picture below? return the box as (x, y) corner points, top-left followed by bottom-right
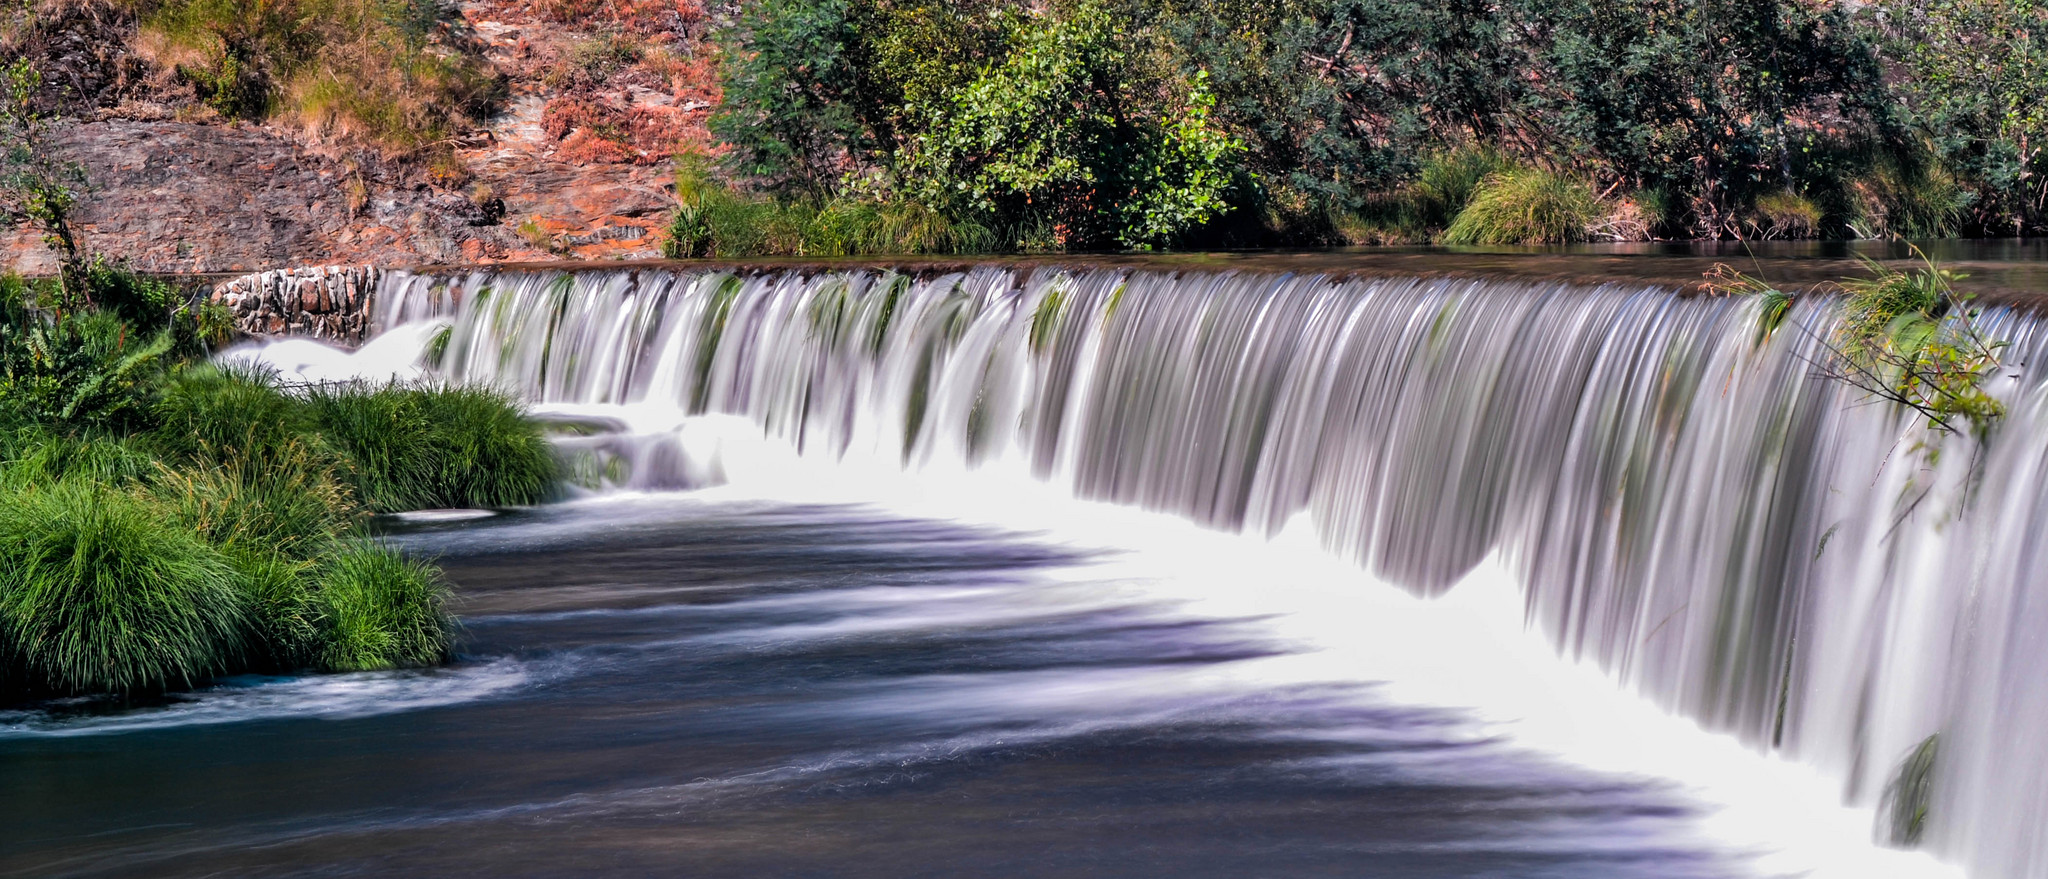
(211, 266), (381, 343)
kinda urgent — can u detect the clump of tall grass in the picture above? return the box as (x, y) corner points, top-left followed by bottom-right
(0, 427), (160, 488)
(308, 383), (558, 512)
(0, 265), (504, 703)
(226, 549), (323, 671)
(154, 451), (360, 558)
(1715, 254), (2007, 439)
(1441, 168), (1604, 245)
(316, 543), (451, 672)
(0, 481), (247, 696)
(150, 363), (328, 469)
(1746, 190), (1824, 239)
(1411, 147), (1516, 230)
(1849, 159), (1971, 240)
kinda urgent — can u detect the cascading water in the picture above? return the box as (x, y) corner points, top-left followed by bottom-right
(369, 263), (2048, 878)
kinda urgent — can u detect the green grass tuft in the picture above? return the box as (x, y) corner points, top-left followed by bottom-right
(662, 159), (991, 258)
(150, 363), (328, 470)
(1412, 147), (1516, 230)
(309, 383), (559, 512)
(228, 550), (322, 671)
(0, 481), (247, 696)
(316, 543), (452, 672)
(0, 427), (160, 488)
(1441, 168), (1603, 246)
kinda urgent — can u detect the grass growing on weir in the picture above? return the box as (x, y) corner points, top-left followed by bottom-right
(0, 268), (558, 702)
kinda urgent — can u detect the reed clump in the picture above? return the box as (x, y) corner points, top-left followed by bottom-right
(1718, 254), (2006, 439)
(317, 543), (451, 672)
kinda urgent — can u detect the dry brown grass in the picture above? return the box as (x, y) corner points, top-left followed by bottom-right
(127, 0), (502, 153)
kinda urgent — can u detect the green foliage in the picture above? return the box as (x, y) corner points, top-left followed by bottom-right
(0, 480), (247, 697)
(662, 158), (989, 257)
(150, 363), (326, 469)
(1871, 0), (2048, 235)
(154, 450), (359, 558)
(1849, 157), (1971, 240)
(1747, 190), (1824, 240)
(0, 276), (556, 702)
(898, 4), (1243, 248)
(0, 308), (174, 431)
(1831, 260), (2007, 437)
(315, 543), (450, 672)
(709, 0), (859, 190)
(1718, 256), (2006, 438)
(308, 383), (558, 512)
(0, 426), (160, 488)
(225, 549), (322, 671)
(1440, 169), (1603, 245)
(0, 266), (234, 433)
(1411, 147), (1516, 230)
(714, 0), (1243, 249)
(0, 57), (85, 296)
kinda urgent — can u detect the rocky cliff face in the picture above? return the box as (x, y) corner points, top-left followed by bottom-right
(2, 118), (679, 275)
(3, 0), (711, 275)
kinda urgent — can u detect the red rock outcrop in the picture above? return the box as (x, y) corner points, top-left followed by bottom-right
(1, 0), (712, 275)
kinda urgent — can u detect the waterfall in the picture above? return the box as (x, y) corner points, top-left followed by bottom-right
(374, 263), (2048, 878)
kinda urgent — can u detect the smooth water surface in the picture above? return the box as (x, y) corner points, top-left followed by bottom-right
(4, 496), (1755, 878)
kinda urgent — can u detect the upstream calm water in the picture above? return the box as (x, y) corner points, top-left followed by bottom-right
(7, 496), (1766, 878)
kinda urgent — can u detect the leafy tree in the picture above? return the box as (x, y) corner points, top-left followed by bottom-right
(1501, 0), (1890, 234)
(709, 0), (868, 192)
(714, 0), (1242, 248)
(899, 2), (1242, 248)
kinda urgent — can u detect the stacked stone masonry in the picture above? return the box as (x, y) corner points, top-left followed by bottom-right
(212, 266), (381, 344)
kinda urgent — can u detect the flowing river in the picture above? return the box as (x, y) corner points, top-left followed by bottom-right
(9, 252), (2046, 877)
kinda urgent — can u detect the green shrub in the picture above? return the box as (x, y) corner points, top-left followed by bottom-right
(150, 363), (328, 470)
(0, 309), (174, 431)
(663, 157), (990, 258)
(1441, 169), (1604, 245)
(309, 383), (558, 512)
(411, 385), (559, 508)
(0, 482), (247, 696)
(151, 360), (315, 463)
(315, 543), (451, 672)
(1850, 158), (1970, 239)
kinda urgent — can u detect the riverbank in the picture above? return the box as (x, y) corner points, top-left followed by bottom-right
(0, 267), (562, 704)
